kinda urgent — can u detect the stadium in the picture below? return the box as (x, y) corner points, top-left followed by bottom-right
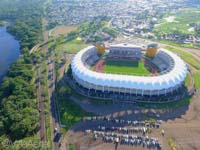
(70, 43), (188, 102)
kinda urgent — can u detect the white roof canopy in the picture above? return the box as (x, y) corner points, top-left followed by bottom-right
(71, 46), (187, 91)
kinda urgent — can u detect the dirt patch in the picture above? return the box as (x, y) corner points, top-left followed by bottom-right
(60, 89), (200, 150)
(63, 118), (163, 150)
(60, 35), (200, 150)
(94, 59), (105, 72)
(58, 54), (74, 80)
(52, 25), (77, 36)
(144, 59), (159, 76)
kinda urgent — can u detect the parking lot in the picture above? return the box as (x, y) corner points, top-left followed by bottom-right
(61, 37), (200, 150)
(59, 88), (200, 150)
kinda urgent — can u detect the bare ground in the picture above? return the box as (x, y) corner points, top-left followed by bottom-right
(94, 59), (105, 73)
(60, 89), (200, 150)
(52, 25), (77, 36)
(60, 36), (200, 150)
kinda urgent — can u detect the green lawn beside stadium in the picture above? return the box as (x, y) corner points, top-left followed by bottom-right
(104, 60), (151, 76)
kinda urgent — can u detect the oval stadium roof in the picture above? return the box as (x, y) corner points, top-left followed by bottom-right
(71, 46), (187, 91)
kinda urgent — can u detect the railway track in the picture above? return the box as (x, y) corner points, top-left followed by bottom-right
(36, 61), (48, 149)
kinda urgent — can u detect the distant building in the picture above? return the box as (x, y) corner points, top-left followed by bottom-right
(108, 43), (142, 59)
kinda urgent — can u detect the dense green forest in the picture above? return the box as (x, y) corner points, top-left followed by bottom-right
(0, 0), (44, 52)
(0, 0), (45, 149)
(0, 59), (38, 139)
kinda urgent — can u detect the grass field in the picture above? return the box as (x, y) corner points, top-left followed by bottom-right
(193, 72), (200, 89)
(137, 96), (192, 109)
(154, 8), (200, 36)
(184, 74), (191, 88)
(56, 84), (93, 132)
(154, 39), (200, 50)
(56, 38), (88, 54)
(68, 144), (76, 150)
(104, 60), (151, 76)
(58, 97), (91, 130)
(165, 45), (200, 89)
(166, 46), (200, 70)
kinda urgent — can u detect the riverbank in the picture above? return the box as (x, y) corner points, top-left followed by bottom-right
(0, 0), (46, 149)
(0, 21), (5, 26)
(0, 25), (20, 81)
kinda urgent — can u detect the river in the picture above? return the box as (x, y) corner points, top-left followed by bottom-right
(0, 25), (20, 81)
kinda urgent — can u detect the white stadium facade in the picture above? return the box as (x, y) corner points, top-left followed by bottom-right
(71, 43), (188, 98)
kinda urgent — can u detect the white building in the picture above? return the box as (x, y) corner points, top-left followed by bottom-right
(71, 45), (187, 96)
(108, 43), (142, 59)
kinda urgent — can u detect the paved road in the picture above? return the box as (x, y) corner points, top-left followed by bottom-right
(36, 25), (61, 150)
(36, 61), (47, 148)
(30, 39), (54, 54)
(32, 19), (62, 149)
(46, 41), (61, 150)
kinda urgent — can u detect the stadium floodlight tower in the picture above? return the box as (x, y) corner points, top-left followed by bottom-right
(146, 43), (158, 57)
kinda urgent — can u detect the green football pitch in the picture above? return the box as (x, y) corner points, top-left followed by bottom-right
(104, 60), (151, 76)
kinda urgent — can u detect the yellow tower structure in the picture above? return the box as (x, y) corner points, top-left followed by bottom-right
(146, 43), (158, 57)
(95, 43), (106, 55)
